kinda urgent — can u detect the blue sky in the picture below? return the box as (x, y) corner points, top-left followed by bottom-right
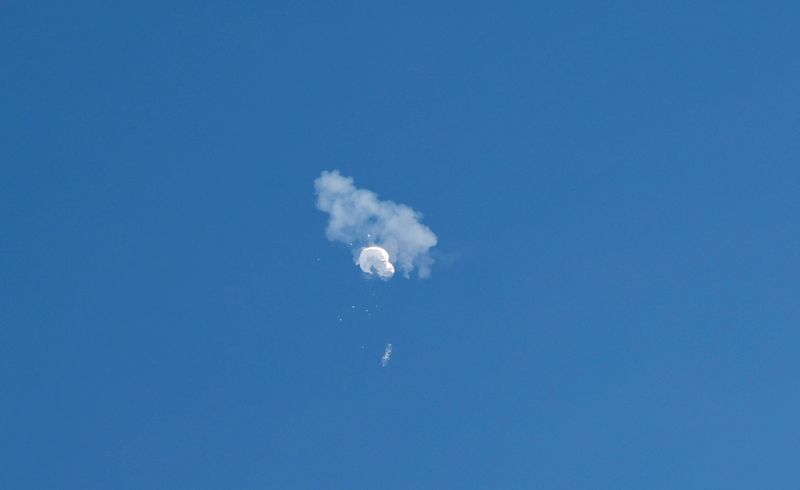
(2, 2), (799, 488)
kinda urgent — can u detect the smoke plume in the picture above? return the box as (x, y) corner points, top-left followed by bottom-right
(314, 170), (438, 278)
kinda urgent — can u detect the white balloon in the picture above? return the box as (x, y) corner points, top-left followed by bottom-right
(358, 246), (395, 279)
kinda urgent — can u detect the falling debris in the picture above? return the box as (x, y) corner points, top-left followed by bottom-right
(381, 343), (393, 367)
(358, 246), (395, 279)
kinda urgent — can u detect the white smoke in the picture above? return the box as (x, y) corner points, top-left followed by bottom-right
(358, 246), (395, 279)
(381, 343), (393, 367)
(314, 170), (438, 278)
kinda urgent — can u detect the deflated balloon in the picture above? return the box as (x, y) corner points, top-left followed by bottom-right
(358, 246), (395, 279)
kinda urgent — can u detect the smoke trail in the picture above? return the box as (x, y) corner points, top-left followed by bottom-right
(314, 170), (438, 278)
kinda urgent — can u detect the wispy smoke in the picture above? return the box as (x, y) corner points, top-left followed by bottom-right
(381, 343), (393, 367)
(314, 170), (438, 278)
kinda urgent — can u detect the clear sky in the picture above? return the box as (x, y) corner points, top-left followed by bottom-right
(2, 2), (799, 489)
